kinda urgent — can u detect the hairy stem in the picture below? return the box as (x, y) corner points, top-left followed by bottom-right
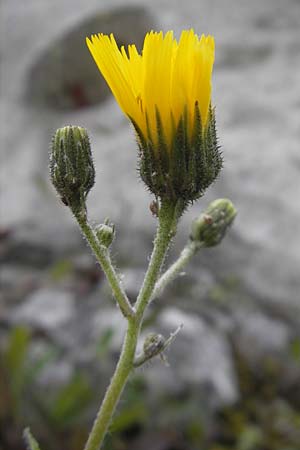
(152, 240), (201, 301)
(83, 199), (178, 450)
(83, 317), (138, 450)
(75, 214), (134, 319)
(135, 200), (179, 320)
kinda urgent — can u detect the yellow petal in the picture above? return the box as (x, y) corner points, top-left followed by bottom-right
(86, 29), (214, 149)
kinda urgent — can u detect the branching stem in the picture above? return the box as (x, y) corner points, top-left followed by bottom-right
(75, 213), (134, 319)
(82, 199), (179, 450)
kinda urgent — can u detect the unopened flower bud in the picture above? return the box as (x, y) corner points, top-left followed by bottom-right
(50, 126), (95, 216)
(191, 198), (236, 247)
(95, 219), (115, 248)
(143, 333), (165, 358)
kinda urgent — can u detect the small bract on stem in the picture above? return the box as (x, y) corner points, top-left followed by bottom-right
(24, 29), (237, 450)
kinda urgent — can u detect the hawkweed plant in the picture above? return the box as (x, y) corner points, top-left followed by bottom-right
(25, 29), (236, 450)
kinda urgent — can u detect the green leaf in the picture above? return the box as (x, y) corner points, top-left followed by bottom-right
(290, 338), (300, 363)
(49, 374), (92, 427)
(23, 428), (41, 450)
(4, 327), (31, 406)
(5, 327), (31, 375)
(237, 425), (263, 450)
(24, 345), (58, 387)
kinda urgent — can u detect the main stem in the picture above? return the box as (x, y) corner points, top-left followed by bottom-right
(83, 317), (137, 450)
(135, 200), (178, 320)
(83, 200), (178, 450)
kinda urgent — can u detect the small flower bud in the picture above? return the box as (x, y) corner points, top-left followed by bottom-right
(95, 219), (115, 248)
(134, 325), (183, 368)
(191, 198), (237, 247)
(143, 333), (165, 358)
(50, 126), (95, 216)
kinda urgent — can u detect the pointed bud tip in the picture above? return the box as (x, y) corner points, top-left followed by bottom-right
(95, 221), (115, 248)
(191, 198), (237, 247)
(49, 126), (95, 215)
(143, 333), (165, 358)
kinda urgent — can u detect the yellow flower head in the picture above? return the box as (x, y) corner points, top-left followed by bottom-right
(86, 29), (214, 148)
(86, 29), (222, 204)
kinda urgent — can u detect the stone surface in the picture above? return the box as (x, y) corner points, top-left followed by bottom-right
(1, 0), (300, 315)
(9, 288), (75, 330)
(92, 307), (127, 352)
(142, 308), (238, 408)
(234, 309), (292, 362)
(1, 0), (300, 415)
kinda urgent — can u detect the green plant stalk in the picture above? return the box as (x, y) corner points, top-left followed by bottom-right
(75, 214), (134, 319)
(83, 199), (178, 450)
(152, 239), (202, 301)
(135, 200), (179, 320)
(83, 317), (137, 450)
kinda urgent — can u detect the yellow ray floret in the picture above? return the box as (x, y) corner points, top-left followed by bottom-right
(86, 29), (214, 149)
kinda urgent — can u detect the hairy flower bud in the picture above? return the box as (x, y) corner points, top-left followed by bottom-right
(191, 198), (237, 247)
(95, 219), (115, 248)
(50, 126), (95, 216)
(143, 333), (166, 358)
(136, 104), (222, 205)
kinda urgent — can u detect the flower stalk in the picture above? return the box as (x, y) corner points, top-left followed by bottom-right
(75, 214), (134, 319)
(83, 318), (138, 450)
(152, 198), (237, 301)
(83, 199), (180, 450)
(152, 239), (201, 301)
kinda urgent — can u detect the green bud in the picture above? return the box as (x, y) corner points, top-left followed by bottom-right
(191, 198), (237, 247)
(50, 126), (95, 216)
(95, 219), (115, 248)
(143, 333), (165, 358)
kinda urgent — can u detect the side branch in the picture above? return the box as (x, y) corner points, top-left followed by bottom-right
(75, 214), (135, 319)
(82, 199), (181, 450)
(152, 240), (201, 301)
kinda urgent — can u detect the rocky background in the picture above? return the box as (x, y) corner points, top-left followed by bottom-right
(1, 0), (300, 449)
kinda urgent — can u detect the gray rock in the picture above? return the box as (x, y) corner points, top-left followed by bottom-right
(26, 6), (156, 110)
(2, 0), (300, 416)
(234, 309), (292, 361)
(142, 307), (238, 408)
(30, 340), (74, 389)
(10, 288), (75, 330)
(122, 267), (146, 300)
(232, 308), (300, 396)
(0, 265), (41, 304)
(3, 0), (300, 318)
(92, 307), (127, 352)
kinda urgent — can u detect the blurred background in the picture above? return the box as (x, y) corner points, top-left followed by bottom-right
(1, 0), (300, 449)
